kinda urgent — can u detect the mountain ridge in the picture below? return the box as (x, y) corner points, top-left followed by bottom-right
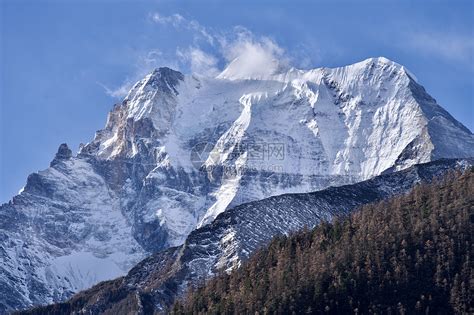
(172, 168), (473, 314)
(1, 57), (474, 312)
(18, 158), (474, 314)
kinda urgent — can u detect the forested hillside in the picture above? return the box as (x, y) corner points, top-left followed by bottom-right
(173, 170), (473, 314)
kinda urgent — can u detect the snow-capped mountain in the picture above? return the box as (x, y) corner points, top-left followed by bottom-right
(1, 57), (473, 312)
(21, 158), (474, 313)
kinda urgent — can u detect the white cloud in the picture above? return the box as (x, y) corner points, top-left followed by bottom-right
(99, 81), (132, 98)
(99, 49), (182, 99)
(100, 10), (313, 96)
(217, 27), (288, 80)
(176, 47), (220, 77)
(99, 11), (317, 99)
(150, 12), (214, 45)
(407, 31), (474, 64)
(150, 12), (295, 79)
(151, 12), (185, 27)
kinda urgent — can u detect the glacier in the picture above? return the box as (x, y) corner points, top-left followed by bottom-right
(1, 57), (473, 312)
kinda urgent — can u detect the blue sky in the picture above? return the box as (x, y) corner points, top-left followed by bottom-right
(1, 0), (473, 203)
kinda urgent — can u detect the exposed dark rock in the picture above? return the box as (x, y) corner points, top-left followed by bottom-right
(19, 158), (473, 314)
(50, 143), (72, 167)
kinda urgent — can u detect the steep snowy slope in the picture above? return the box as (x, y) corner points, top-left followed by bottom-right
(22, 159), (473, 314)
(81, 57), (474, 241)
(0, 148), (145, 311)
(1, 57), (474, 312)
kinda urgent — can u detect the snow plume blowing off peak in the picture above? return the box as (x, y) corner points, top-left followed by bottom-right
(217, 35), (290, 80)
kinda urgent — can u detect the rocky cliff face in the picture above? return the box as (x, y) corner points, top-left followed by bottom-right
(19, 159), (474, 314)
(1, 57), (474, 312)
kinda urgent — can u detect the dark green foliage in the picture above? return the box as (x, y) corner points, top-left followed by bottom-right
(173, 170), (474, 314)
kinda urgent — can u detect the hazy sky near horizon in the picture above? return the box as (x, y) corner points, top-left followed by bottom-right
(1, 0), (473, 203)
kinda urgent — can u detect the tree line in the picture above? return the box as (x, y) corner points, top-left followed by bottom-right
(172, 169), (473, 314)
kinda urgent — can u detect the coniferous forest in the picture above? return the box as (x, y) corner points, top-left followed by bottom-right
(172, 170), (473, 314)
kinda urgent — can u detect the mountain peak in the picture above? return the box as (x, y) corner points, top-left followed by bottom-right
(151, 67), (184, 80)
(123, 67), (184, 102)
(217, 56), (409, 83)
(3, 57), (473, 312)
(217, 55), (289, 81)
(364, 56), (396, 65)
(357, 56), (419, 82)
(50, 143), (72, 166)
(342, 56), (404, 74)
(139, 67), (184, 95)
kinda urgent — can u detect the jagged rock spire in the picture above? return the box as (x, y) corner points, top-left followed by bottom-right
(50, 143), (72, 166)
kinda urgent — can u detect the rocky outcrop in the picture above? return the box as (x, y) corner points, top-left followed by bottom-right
(1, 58), (474, 313)
(20, 158), (473, 314)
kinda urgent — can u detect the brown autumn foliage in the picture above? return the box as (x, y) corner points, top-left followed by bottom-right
(172, 169), (473, 314)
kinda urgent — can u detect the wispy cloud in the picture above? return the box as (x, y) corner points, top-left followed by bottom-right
(151, 12), (185, 26)
(102, 11), (315, 97)
(217, 26), (288, 79)
(406, 31), (473, 65)
(150, 12), (292, 79)
(98, 81), (132, 98)
(99, 49), (181, 98)
(176, 47), (220, 77)
(150, 12), (214, 45)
